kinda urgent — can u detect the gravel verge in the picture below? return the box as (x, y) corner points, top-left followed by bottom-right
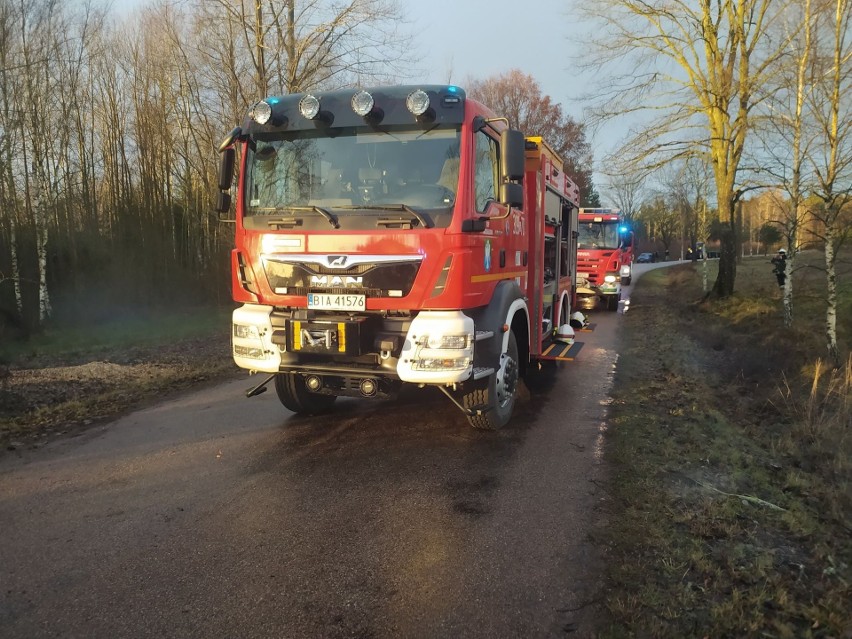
(1, 335), (240, 449)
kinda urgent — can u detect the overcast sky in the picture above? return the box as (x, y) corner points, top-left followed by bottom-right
(404, 0), (587, 116)
(403, 0), (622, 194)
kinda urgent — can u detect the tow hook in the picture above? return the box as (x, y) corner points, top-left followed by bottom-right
(245, 373), (276, 398)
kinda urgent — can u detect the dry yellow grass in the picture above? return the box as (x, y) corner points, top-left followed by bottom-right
(598, 252), (851, 637)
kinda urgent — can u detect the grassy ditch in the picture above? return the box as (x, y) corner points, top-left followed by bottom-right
(599, 252), (851, 637)
(0, 307), (238, 446)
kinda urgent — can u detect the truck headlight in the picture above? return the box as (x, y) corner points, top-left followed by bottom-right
(604, 274), (617, 283)
(398, 310), (475, 382)
(233, 323), (260, 340)
(422, 334), (469, 349)
(620, 265), (632, 277)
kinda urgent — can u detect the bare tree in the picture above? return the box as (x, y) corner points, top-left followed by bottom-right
(755, 0), (819, 327)
(636, 194), (681, 259)
(0, 0), (23, 320)
(606, 171), (644, 221)
(15, 0), (64, 326)
(806, 0), (852, 366)
(201, 0), (414, 99)
(578, 0), (796, 298)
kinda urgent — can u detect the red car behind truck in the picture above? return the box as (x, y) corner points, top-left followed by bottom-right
(216, 85), (582, 429)
(575, 208), (634, 310)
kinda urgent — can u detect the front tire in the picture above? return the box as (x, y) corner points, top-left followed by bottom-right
(462, 332), (519, 430)
(274, 373), (337, 415)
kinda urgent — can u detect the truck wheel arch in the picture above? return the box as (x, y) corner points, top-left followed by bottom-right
(467, 280), (530, 378)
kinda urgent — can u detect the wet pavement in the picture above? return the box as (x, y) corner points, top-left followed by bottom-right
(0, 272), (675, 637)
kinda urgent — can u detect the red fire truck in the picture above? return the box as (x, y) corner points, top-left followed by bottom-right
(575, 208), (634, 310)
(215, 85), (581, 429)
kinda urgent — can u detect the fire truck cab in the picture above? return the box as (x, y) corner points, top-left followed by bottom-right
(216, 85), (581, 430)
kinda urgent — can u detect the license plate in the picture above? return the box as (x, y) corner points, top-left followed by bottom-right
(307, 293), (365, 311)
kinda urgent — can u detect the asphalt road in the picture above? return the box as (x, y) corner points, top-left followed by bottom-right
(0, 269), (673, 638)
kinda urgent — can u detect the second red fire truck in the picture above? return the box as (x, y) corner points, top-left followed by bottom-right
(216, 85), (582, 429)
(575, 207), (634, 310)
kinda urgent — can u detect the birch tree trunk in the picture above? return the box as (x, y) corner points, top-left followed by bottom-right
(807, 0), (851, 368)
(8, 212), (23, 317)
(824, 225), (839, 366)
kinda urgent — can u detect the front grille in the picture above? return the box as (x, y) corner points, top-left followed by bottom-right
(282, 286), (383, 297)
(264, 257), (421, 297)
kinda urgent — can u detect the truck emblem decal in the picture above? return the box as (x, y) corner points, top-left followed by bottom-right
(484, 239), (492, 272)
(310, 274), (363, 287)
(327, 255), (348, 268)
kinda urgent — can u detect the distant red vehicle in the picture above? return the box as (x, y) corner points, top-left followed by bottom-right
(575, 208), (634, 310)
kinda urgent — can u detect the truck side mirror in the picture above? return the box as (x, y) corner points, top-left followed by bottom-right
(216, 191), (232, 216)
(218, 147), (235, 191)
(499, 182), (523, 209)
(500, 129), (525, 182)
(461, 218), (487, 233)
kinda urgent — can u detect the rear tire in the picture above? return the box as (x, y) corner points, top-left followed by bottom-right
(274, 373), (337, 415)
(462, 332), (519, 430)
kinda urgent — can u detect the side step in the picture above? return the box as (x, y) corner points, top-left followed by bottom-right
(538, 340), (584, 361)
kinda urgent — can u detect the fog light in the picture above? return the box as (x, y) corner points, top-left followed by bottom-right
(299, 94), (320, 120)
(359, 378), (377, 397)
(351, 90), (374, 116)
(234, 345), (265, 359)
(406, 89), (430, 116)
(305, 375), (322, 391)
(250, 100), (272, 124)
(412, 357), (470, 371)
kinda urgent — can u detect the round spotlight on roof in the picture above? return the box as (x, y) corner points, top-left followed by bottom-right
(299, 94), (321, 120)
(250, 100), (272, 125)
(351, 90), (375, 117)
(406, 89), (430, 116)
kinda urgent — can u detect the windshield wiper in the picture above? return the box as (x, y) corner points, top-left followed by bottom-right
(256, 205), (339, 229)
(287, 205), (340, 229)
(337, 204), (433, 229)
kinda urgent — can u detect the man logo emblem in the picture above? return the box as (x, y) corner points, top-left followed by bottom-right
(328, 255), (348, 268)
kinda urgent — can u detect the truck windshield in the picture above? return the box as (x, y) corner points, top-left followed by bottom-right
(577, 222), (620, 249)
(245, 125), (461, 225)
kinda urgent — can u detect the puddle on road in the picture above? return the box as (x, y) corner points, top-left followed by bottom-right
(592, 353), (619, 463)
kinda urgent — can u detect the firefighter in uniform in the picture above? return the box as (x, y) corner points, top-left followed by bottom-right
(771, 248), (787, 288)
